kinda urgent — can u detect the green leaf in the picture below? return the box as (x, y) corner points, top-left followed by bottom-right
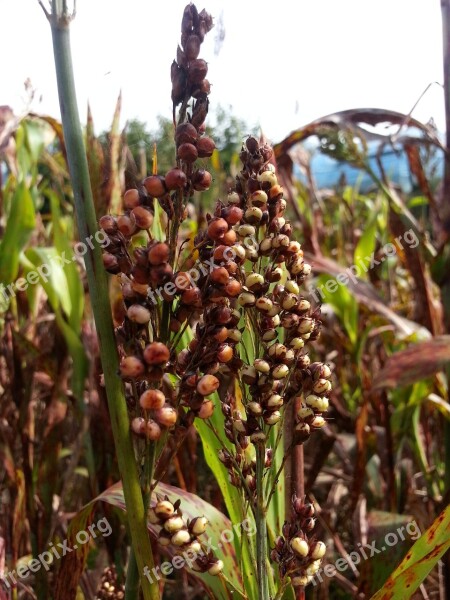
(0, 181), (36, 284)
(316, 274), (359, 346)
(353, 210), (377, 280)
(370, 505), (450, 600)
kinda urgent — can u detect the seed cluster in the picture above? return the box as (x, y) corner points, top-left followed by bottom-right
(271, 496), (326, 588)
(149, 497), (223, 575)
(95, 565), (125, 599)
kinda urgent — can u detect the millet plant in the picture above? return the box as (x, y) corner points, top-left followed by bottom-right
(43, 2), (333, 598)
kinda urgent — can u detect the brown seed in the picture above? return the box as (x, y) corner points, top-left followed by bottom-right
(146, 419), (162, 440)
(221, 229), (237, 246)
(207, 218), (228, 241)
(188, 58), (208, 83)
(192, 169), (212, 191)
(102, 253), (120, 273)
(217, 344), (233, 363)
(177, 143), (198, 163)
(198, 400), (215, 419)
(197, 374), (220, 396)
(213, 326), (229, 342)
(148, 242), (170, 265)
(139, 389), (166, 410)
(143, 175), (167, 198)
(223, 206), (243, 225)
(181, 287), (202, 306)
(117, 214), (137, 237)
(210, 267), (229, 285)
(143, 342), (170, 365)
(225, 279), (242, 297)
(99, 215), (117, 234)
(185, 34), (201, 60)
(196, 136), (216, 158)
(123, 188), (141, 209)
(165, 168), (187, 190)
(154, 404), (178, 427)
(174, 271), (193, 291)
(120, 356), (145, 378)
(175, 122), (198, 145)
(132, 206), (154, 229)
(127, 304), (151, 324)
(269, 184), (284, 200)
(131, 417), (146, 436)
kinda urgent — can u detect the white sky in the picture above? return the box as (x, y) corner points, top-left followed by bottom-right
(1, 0), (445, 142)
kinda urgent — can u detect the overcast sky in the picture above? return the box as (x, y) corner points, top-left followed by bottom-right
(1, 0), (445, 142)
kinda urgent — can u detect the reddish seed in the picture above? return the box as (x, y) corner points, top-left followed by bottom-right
(197, 374), (220, 396)
(221, 229), (237, 246)
(192, 169), (212, 191)
(120, 356), (145, 378)
(225, 279), (242, 297)
(175, 122), (198, 145)
(181, 287), (202, 305)
(99, 215), (117, 234)
(143, 342), (170, 365)
(207, 218), (228, 241)
(210, 267), (229, 285)
(198, 400), (215, 419)
(117, 214), (137, 237)
(131, 417), (146, 436)
(196, 136), (216, 158)
(165, 168), (187, 190)
(143, 175), (167, 198)
(177, 143), (198, 163)
(154, 404), (178, 427)
(140, 389), (166, 410)
(224, 206), (243, 225)
(148, 242), (170, 265)
(123, 188), (141, 209)
(185, 34), (201, 60)
(213, 327), (229, 342)
(102, 253), (119, 273)
(131, 264), (150, 284)
(217, 344), (233, 363)
(188, 59), (208, 84)
(132, 206), (154, 229)
(146, 419), (162, 440)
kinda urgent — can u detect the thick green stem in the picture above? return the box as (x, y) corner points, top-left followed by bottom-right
(47, 14), (158, 600)
(256, 443), (270, 600)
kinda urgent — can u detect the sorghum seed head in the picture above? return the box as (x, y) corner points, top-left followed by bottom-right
(120, 356), (145, 378)
(155, 500), (175, 518)
(197, 374), (220, 396)
(154, 404), (178, 427)
(140, 389), (166, 410)
(143, 342), (170, 365)
(290, 537), (309, 557)
(163, 516), (185, 533)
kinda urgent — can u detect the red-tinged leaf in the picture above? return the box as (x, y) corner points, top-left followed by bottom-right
(372, 336), (450, 390)
(370, 505), (450, 600)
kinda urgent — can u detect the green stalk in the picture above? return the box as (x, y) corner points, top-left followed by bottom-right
(255, 443), (270, 600)
(42, 6), (158, 600)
